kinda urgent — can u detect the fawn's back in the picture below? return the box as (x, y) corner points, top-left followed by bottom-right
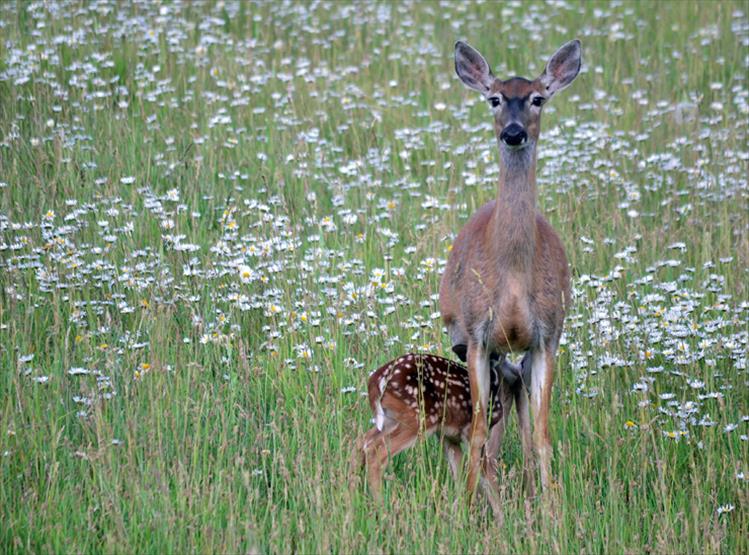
(367, 353), (503, 442)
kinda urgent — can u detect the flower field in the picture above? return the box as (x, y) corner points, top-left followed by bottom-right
(0, 1), (747, 552)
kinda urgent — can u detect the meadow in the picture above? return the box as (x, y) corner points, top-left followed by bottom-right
(0, 1), (747, 553)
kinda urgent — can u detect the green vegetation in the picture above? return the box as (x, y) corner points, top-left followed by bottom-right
(0, 1), (747, 553)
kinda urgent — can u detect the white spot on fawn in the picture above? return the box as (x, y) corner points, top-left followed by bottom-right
(375, 398), (385, 431)
(375, 373), (392, 431)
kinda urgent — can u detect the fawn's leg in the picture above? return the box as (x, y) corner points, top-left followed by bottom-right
(443, 440), (463, 481)
(364, 425), (418, 502)
(485, 381), (515, 466)
(479, 454), (503, 525)
(481, 390), (514, 525)
(350, 428), (381, 480)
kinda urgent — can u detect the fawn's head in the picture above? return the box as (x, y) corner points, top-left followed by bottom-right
(454, 40), (581, 152)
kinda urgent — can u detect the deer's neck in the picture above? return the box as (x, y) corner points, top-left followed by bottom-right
(492, 145), (537, 274)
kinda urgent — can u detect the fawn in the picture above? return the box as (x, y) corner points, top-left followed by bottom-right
(351, 353), (528, 520)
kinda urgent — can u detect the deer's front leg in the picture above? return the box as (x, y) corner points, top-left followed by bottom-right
(466, 341), (490, 500)
(529, 344), (555, 491)
(514, 380), (535, 498)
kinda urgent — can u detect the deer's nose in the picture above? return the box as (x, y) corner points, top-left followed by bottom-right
(500, 123), (527, 147)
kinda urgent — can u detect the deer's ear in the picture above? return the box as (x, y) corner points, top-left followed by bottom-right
(454, 41), (494, 96)
(539, 40), (581, 96)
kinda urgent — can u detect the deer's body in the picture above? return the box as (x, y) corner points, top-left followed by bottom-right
(439, 40), (582, 498)
(351, 353), (527, 521)
(440, 205), (569, 357)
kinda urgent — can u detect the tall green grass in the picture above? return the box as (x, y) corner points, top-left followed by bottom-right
(0, 1), (747, 553)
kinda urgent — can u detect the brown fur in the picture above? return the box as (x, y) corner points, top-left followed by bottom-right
(442, 40), (580, 498)
(367, 353), (505, 436)
(352, 353), (523, 522)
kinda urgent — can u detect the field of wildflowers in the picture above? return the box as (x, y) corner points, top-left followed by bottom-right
(1, 1), (747, 552)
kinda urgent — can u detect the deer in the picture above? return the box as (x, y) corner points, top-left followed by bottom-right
(438, 40), (580, 500)
(351, 353), (528, 521)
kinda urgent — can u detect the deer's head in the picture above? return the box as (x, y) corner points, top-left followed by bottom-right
(454, 40), (581, 152)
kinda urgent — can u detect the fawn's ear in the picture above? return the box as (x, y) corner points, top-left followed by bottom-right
(454, 41), (494, 96)
(539, 39), (581, 96)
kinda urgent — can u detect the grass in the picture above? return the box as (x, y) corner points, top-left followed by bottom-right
(0, 1), (747, 553)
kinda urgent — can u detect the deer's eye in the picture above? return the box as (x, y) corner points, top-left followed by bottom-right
(488, 97), (501, 108)
(531, 96), (546, 107)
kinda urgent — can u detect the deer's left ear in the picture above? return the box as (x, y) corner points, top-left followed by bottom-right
(539, 40), (581, 96)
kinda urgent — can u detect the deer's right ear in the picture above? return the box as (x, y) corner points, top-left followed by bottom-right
(454, 41), (494, 96)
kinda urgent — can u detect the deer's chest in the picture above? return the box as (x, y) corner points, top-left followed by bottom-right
(488, 284), (535, 352)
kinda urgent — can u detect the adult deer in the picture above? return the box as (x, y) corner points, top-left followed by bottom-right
(439, 40), (580, 499)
